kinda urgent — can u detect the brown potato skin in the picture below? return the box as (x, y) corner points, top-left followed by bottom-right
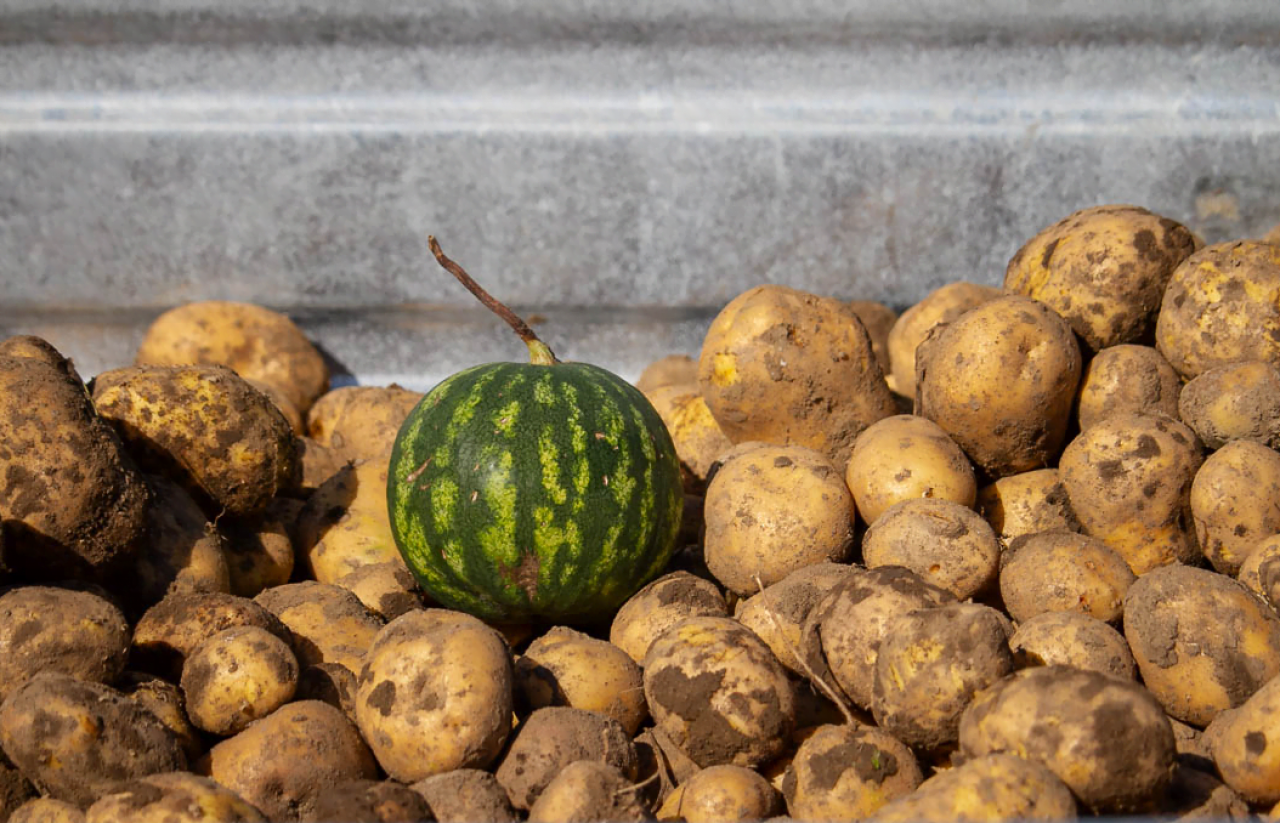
(296, 458), (402, 585)
(529, 762), (648, 823)
(1239, 535), (1280, 608)
(495, 707), (638, 811)
(131, 590), (292, 682)
(1179, 361), (1280, 450)
(609, 571), (729, 665)
(305, 385), (423, 462)
(1004, 204), (1197, 351)
(8, 798), (86, 823)
(698, 285), (896, 467)
(782, 724), (922, 822)
(887, 282), (1001, 397)
(117, 672), (205, 764)
(1209, 674), (1280, 805)
(311, 779), (432, 823)
(1191, 440), (1280, 575)
(1009, 611), (1136, 680)
(735, 562), (860, 676)
(999, 531), (1135, 623)
(1124, 564), (1280, 727)
(254, 581), (383, 673)
(861, 498), (1000, 601)
(915, 295), (1082, 479)
(976, 468), (1080, 545)
(132, 474), (231, 607)
(846, 415), (976, 525)
(410, 769), (519, 823)
(1077, 344), (1182, 431)
(0, 757), (35, 822)
(515, 626), (647, 736)
(868, 753), (1077, 823)
(335, 561), (424, 621)
(85, 772), (267, 823)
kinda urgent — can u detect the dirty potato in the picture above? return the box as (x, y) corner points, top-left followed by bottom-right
(735, 562), (860, 676)
(295, 663), (359, 723)
(1208, 673), (1280, 805)
(254, 581), (383, 673)
(130, 590), (291, 682)
(219, 500), (297, 598)
(1077, 344), (1182, 431)
(657, 764), (781, 823)
(976, 468), (1080, 545)
(334, 562), (424, 621)
(846, 415), (977, 525)
(117, 672), (205, 764)
(305, 385), (423, 462)
(849, 300), (897, 379)
(1008, 611), (1136, 681)
(869, 753), (1077, 822)
(1191, 439), (1280, 575)
(84, 773), (266, 823)
(999, 531), (1135, 623)
(515, 626), (647, 736)
(647, 385), (734, 491)
(610, 571), (730, 665)
(410, 769), (519, 823)
(528, 761), (648, 823)
(296, 458), (402, 585)
(8, 799), (86, 823)
(495, 707), (638, 811)
(887, 282), (1002, 397)
(311, 779), (432, 823)
(782, 723), (922, 822)
(180, 626), (299, 736)
(1239, 535), (1280, 608)
(861, 498), (1000, 601)
(1179, 361), (1280, 450)
(132, 474), (230, 606)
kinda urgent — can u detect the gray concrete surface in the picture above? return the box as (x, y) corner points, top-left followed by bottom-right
(2, 1), (1278, 386)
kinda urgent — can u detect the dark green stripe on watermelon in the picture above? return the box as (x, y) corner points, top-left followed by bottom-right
(387, 361), (684, 623)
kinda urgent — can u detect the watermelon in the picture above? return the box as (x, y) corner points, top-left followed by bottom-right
(387, 239), (684, 623)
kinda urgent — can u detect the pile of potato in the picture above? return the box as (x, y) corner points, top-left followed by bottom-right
(1, 207), (1280, 823)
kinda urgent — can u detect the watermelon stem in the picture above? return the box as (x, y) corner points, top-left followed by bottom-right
(428, 235), (560, 366)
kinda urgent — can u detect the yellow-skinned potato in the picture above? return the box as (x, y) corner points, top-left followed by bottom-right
(635, 354), (698, 395)
(915, 295), (1082, 479)
(1192, 440), (1280, 575)
(245, 377), (303, 435)
(91, 364), (300, 518)
(515, 626), (647, 736)
(703, 443), (856, 595)
(1209, 673), (1280, 805)
(609, 571), (729, 665)
(296, 457), (402, 585)
(862, 498), (1000, 601)
(495, 707), (638, 811)
(1059, 413), (1203, 575)
(355, 610), (514, 782)
(1077, 344), (1182, 431)
(85, 773), (266, 823)
(130, 590), (291, 682)
(999, 531), (1135, 623)
(735, 561), (860, 675)
(976, 468), (1080, 545)
(133, 474), (230, 606)
(1157, 240), (1280, 378)
(1179, 361), (1280, 450)
(136, 300), (329, 415)
(295, 662), (359, 723)
(698, 284), (896, 467)
(305, 385), (423, 462)
(657, 764), (781, 822)
(782, 724), (922, 822)
(334, 561), (424, 621)
(1004, 204), (1198, 351)
(220, 500), (297, 598)
(849, 300), (898, 379)
(8, 799), (85, 823)
(180, 625), (299, 736)
(846, 415), (976, 525)
(643, 616), (796, 769)
(647, 385), (734, 491)
(1010, 610), (1136, 681)
(1239, 534), (1280, 607)
(1124, 564), (1280, 727)
(255, 581), (383, 673)
(887, 282), (1002, 397)
(869, 753), (1077, 823)
(528, 761), (648, 823)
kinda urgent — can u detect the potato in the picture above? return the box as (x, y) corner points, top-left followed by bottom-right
(643, 616), (795, 769)
(976, 468), (1080, 545)
(862, 499), (1000, 601)
(91, 364), (300, 517)
(8, 799), (85, 823)
(181, 625), (299, 736)
(85, 772), (266, 823)
(735, 562), (860, 676)
(1157, 762), (1251, 821)
(528, 761), (648, 823)
(1239, 534), (1280, 607)
(305, 385), (423, 462)
(1077, 344), (1182, 431)
(0, 349), (149, 580)
(647, 385), (734, 491)
(254, 581), (383, 673)
(800, 566), (954, 710)
(1208, 673), (1280, 804)
(703, 444), (856, 595)
(610, 571), (729, 664)
(657, 764), (781, 822)
(515, 626), (647, 735)
(1192, 440), (1280, 575)
(959, 666), (1175, 812)
(410, 769), (519, 823)
(1009, 611), (1136, 681)
(999, 531), (1135, 623)
(1005, 204), (1197, 351)
(296, 458), (402, 585)
(871, 603), (1014, 751)
(203, 700), (378, 822)
(311, 779), (432, 823)
(298, 436), (349, 493)
(846, 415), (976, 525)
(1124, 564), (1280, 727)
(1169, 715), (1214, 772)
(782, 723), (922, 822)
(0, 757), (35, 823)
(915, 295), (1082, 479)
(1179, 361), (1280, 450)
(698, 284), (896, 466)
(495, 707), (638, 811)
(0, 674), (185, 808)
(849, 300), (897, 379)
(132, 474), (230, 606)
(335, 562), (424, 621)
(295, 662), (359, 722)
(219, 501), (297, 598)
(245, 377), (303, 435)
(117, 672), (205, 764)
(1157, 240), (1280, 378)
(869, 753), (1077, 823)
(887, 282), (1001, 397)
(355, 610), (513, 782)
(635, 354), (698, 395)
(1059, 413), (1203, 574)
(131, 590), (291, 682)
(136, 300), (329, 415)
(0, 585), (129, 703)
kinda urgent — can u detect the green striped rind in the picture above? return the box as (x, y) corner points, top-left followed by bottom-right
(387, 361), (684, 623)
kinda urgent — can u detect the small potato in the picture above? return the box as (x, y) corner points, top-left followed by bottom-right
(181, 626), (299, 736)
(1179, 361), (1280, 450)
(132, 474), (231, 606)
(1077, 344), (1182, 431)
(85, 772), (266, 823)
(311, 779), (432, 823)
(887, 282), (1002, 397)
(1208, 673), (1280, 805)
(410, 769), (519, 823)
(0, 759), (35, 822)
(657, 764), (781, 823)
(915, 295), (1082, 479)
(862, 498), (1000, 601)
(131, 590), (292, 682)
(1156, 240), (1280, 378)
(255, 581), (383, 673)
(298, 436), (349, 493)
(959, 666), (1175, 812)
(871, 604), (1014, 751)
(305, 385), (423, 462)
(295, 663), (359, 723)
(698, 284), (896, 466)
(8, 799), (86, 823)
(849, 300), (897, 379)
(245, 376), (304, 435)
(335, 562), (424, 621)
(782, 724), (922, 822)
(1239, 535), (1280, 607)
(869, 753), (1077, 822)
(516, 626), (647, 736)
(846, 415), (976, 525)
(703, 443), (856, 596)
(117, 672), (205, 764)
(1059, 413), (1204, 575)
(610, 571), (729, 664)
(529, 761), (648, 823)
(91, 364), (300, 517)
(1192, 440), (1280, 575)
(976, 468), (1080, 545)
(647, 386), (734, 491)
(296, 458), (402, 585)
(203, 700), (378, 822)
(0, 586), (129, 703)
(735, 562), (860, 675)
(1009, 611), (1136, 681)
(1124, 564), (1280, 727)
(1158, 762), (1251, 821)
(355, 610), (514, 782)
(1004, 204), (1198, 351)
(495, 707), (638, 811)
(135, 300), (329, 415)
(999, 531), (1135, 623)
(219, 501), (297, 598)
(635, 354), (698, 395)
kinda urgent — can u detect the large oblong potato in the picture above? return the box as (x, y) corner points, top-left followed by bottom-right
(1191, 440), (1280, 575)
(887, 282), (1001, 397)
(861, 498), (1000, 601)
(782, 723), (922, 822)
(999, 531), (1135, 623)
(1076, 344), (1182, 431)
(846, 415), (976, 525)
(1179, 361), (1280, 450)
